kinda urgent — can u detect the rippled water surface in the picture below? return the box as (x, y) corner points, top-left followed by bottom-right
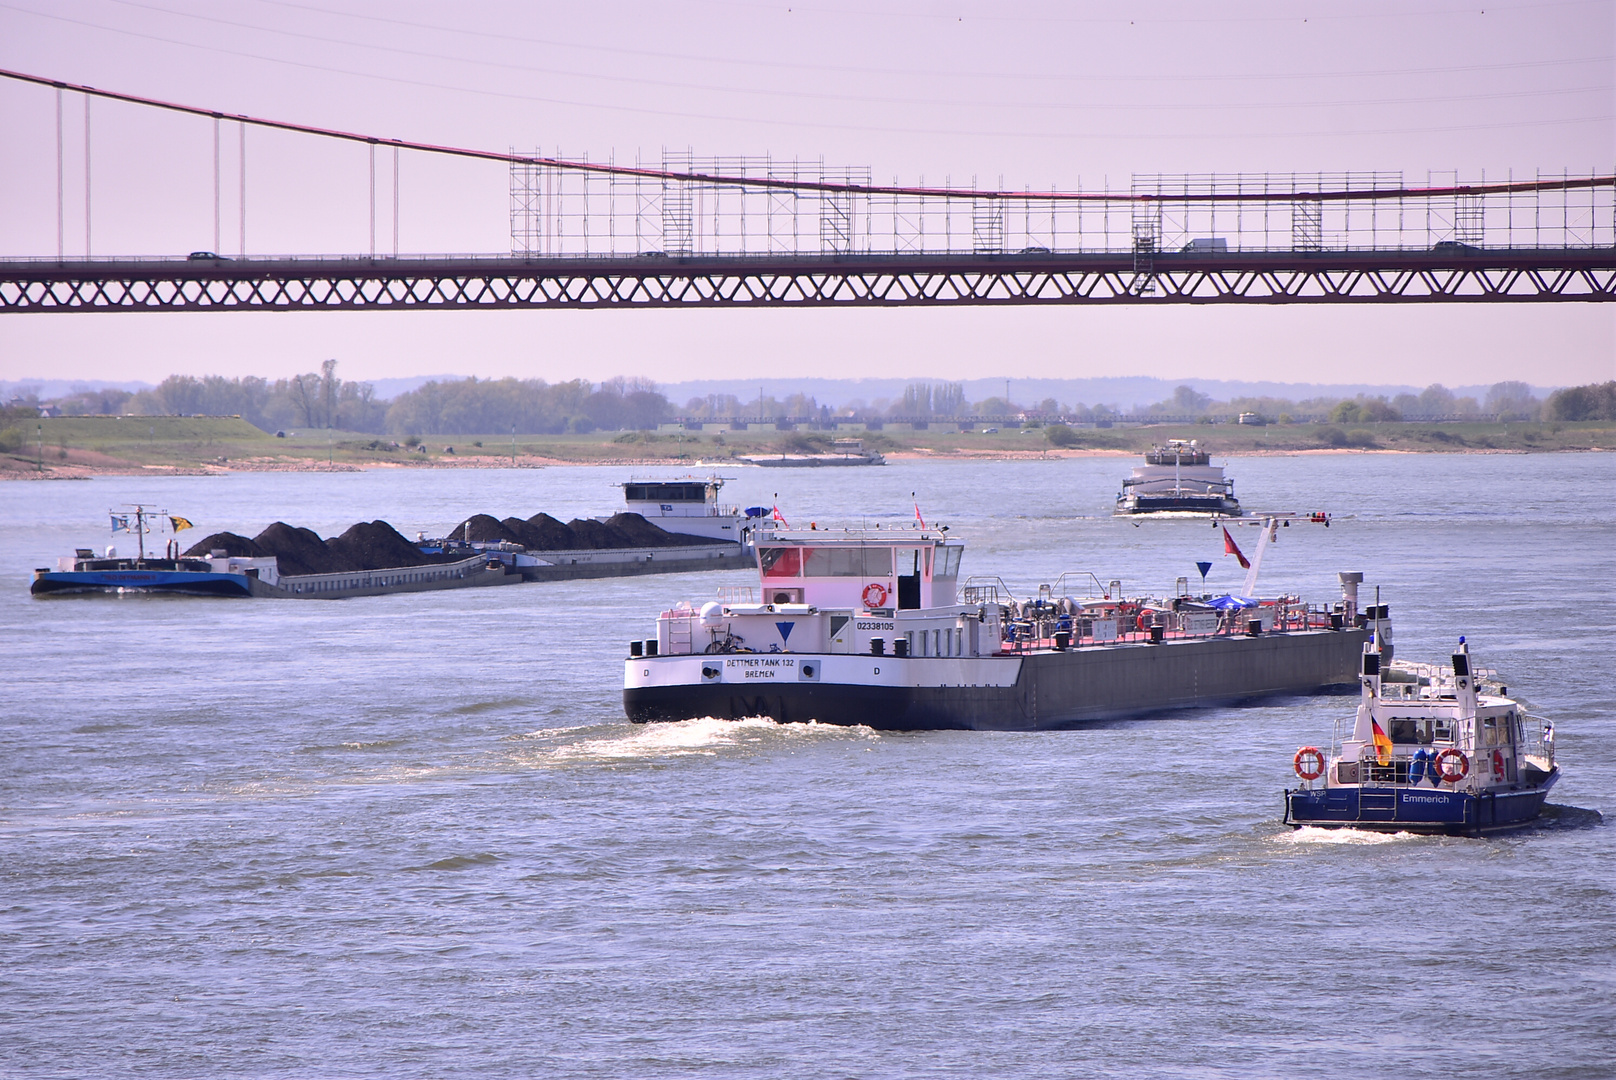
(3, 454), (1613, 1078)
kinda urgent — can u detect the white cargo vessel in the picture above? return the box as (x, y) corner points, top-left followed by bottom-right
(1115, 440), (1241, 516)
(624, 519), (1374, 731)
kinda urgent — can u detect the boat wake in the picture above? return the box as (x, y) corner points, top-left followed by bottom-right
(1275, 826), (1427, 846)
(523, 716), (877, 765)
(1537, 804), (1605, 830)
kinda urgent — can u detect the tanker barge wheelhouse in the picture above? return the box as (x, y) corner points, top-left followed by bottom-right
(1285, 638), (1559, 836)
(623, 526), (1379, 731)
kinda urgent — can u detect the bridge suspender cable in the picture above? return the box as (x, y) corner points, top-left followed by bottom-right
(2, 67), (1611, 205)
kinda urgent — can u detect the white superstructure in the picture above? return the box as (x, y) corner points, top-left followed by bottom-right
(612, 476), (750, 544)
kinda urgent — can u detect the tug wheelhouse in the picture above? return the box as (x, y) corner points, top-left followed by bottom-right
(613, 476), (748, 544)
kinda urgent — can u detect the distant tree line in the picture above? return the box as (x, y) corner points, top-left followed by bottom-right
(751, 380), (1554, 424)
(46, 363), (389, 433)
(32, 367), (674, 435)
(1121, 381), (1548, 424)
(18, 374), (1614, 437)
(1543, 380), (1616, 421)
(387, 376), (669, 435)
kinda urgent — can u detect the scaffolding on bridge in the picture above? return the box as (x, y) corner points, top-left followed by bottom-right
(508, 157), (1616, 260)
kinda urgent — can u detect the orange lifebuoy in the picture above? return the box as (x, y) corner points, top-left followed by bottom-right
(1136, 612), (1150, 632)
(1492, 749), (1506, 777)
(861, 582), (889, 609)
(1293, 746), (1326, 780)
(1435, 748), (1469, 783)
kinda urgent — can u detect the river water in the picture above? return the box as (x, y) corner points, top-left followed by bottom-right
(2, 453), (1612, 1079)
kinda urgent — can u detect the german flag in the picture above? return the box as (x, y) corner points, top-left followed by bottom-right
(1370, 716), (1394, 766)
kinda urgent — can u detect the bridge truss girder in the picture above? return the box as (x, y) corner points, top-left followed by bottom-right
(1, 253), (1612, 312)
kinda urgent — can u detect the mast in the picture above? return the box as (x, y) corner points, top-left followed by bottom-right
(1240, 516), (1278, 598)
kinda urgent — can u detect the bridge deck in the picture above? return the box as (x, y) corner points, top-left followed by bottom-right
(3, 248), (1611, 310)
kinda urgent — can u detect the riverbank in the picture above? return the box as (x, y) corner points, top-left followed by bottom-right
(2, 415), (1611, 478)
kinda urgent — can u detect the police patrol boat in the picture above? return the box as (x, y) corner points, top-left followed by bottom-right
(1115, 440), (1241, 516)
(1284, 637), (1559, 836)
(623, 517), (1377, 731)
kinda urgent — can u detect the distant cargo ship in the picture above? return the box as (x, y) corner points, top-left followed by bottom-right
(1115, 440), (1241, 516)
(737, 440), (885, 468)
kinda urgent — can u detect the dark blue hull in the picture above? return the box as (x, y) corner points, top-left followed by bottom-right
(1116, 496), (1241, 515)
(1285, 774), (1558, 836)
(30, 570), (253, 598)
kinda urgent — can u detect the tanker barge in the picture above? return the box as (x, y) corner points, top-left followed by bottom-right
(624, 520), (1381, 731)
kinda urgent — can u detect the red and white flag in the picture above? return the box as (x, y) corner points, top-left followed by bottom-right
(771, 504), (789, 528)
(1222, 526), (1250, 570)
(914, 496), (926, 529)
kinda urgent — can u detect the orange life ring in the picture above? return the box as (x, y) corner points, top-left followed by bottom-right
(1492, 749), (1506, 777)
(1293, 746), (1326, 780)
(861, 582), (889, 609)
(1136, 612), (1151, 632)
(1435, 748), (1469, 783)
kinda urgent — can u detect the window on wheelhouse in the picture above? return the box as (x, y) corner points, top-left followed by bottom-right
(802, 547), (893, 578)
(1483, 714), (1515, 747)
(1388, 717), (1454, 745)
(760, 547), (801, 578)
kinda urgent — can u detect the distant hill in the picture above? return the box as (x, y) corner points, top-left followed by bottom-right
(1, 379), (154, 401)
(366, 375), (468, 400)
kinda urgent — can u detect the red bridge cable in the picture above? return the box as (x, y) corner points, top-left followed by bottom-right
(3, 67), (1611, 204)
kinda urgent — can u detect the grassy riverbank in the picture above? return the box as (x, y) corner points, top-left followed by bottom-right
(3, 415), (1613, 478)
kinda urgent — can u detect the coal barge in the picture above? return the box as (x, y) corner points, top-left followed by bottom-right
(33, 503), (748, 600)
(624, 520), (1382, 731)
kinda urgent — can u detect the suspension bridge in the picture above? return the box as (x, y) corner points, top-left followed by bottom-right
(2, 69), (1613, 314)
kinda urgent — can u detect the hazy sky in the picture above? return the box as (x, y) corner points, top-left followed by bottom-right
(1, 0), (1611, 390)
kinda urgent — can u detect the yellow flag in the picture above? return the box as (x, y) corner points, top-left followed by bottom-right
(169, 516), (194, 532)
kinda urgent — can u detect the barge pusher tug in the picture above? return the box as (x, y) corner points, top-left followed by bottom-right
(624, 517), (1378, 731)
